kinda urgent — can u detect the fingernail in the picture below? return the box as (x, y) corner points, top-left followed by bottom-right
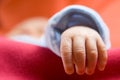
(65, 68), (74, 75)
(98, 66), (105, 71)
(85, 69), (94, 75)
(77, 70), (85, 75)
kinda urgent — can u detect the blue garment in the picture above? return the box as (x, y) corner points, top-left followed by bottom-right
(45, 5), (110, 56)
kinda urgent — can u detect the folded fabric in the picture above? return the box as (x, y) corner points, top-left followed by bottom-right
(45, 5), (111, 56)
(0, 37), (119, 80)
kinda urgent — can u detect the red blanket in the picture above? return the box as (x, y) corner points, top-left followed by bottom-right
(0, 37), (120, 80)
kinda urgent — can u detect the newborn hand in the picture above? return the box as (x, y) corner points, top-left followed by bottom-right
(60, 26), (107, 75)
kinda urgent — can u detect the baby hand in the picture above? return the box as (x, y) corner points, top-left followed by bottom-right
(60, 26), (107, 75)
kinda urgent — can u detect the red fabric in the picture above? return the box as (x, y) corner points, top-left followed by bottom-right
(0, 37), (120, 80)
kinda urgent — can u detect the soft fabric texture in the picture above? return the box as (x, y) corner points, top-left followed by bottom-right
(0, 37), (120, 80)
(45, 5), (111, 56)
(9, 35), (47, 48)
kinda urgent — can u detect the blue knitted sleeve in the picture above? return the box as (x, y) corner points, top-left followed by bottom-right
(45, 5), (111, 56)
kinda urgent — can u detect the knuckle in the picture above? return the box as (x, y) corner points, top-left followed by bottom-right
(61, 52), (71, 57)
(61, 45), (71, 51)
(61, 48), (72, 57)
(100, 47), (107, 53)
(73, 48), (85, 62)
(89, 49), (97, 56)
(90, 49), (97, 53)
(99, 47), (107, 61)
(74, 47), (85, 54)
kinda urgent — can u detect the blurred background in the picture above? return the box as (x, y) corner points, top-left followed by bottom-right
(0, 0), (120, 48)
